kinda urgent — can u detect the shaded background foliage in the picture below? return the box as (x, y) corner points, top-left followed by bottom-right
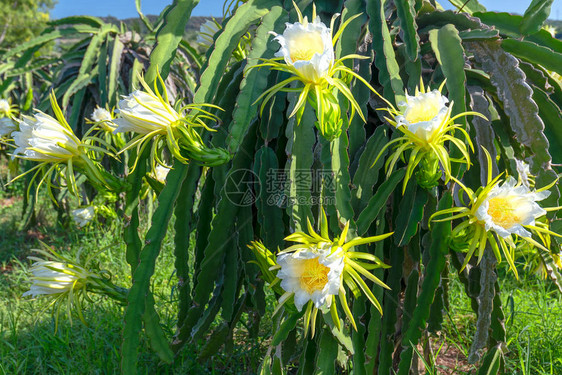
(0, 0), (56, 48)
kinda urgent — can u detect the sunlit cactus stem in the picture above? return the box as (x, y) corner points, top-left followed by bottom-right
(197, 16), (250, 61)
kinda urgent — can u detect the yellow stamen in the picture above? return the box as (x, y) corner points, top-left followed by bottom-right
(405, 103), (440, 124)
(487, 196), (522, 229)
(299, 258), (330, 293)
(288, 33), (324, 63)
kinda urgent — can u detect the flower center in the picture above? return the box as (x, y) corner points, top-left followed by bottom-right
(299, 258), (330, 294)
(404, 103), (441, 124)
(288, 32), (324, 63)
(0, 104), (9, 116)
(487, 196), (522, 229)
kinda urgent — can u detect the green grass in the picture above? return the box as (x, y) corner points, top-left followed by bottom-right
(1, 179), (561, 374)
(441, 264), (562, 374)
(0, 185), (270, 374)
(503, 275), (562, 374)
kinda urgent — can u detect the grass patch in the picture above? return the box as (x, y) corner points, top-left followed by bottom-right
(0, 188), (270, 374)
(441, 265), (562, 374)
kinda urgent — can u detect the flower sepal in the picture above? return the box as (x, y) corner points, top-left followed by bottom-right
(251, 2), (385, 141)
(373, 80), (484, 192)
(114, 73), (231, 168)
(309, 90), (343, 140)
(0, 98), (19, 119)
(431, 148), (562, 278)
(251, 209), (393, 336)
(9, 92), (122, 201)
(415, 152), (442, 190)
(176, 125), (232, 167)
(249, 241), (300, 315)
(23, 244), (128, 330)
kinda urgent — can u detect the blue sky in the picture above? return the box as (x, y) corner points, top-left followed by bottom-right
(51, 0), (223, 19)
(51, 0), (562, 20)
